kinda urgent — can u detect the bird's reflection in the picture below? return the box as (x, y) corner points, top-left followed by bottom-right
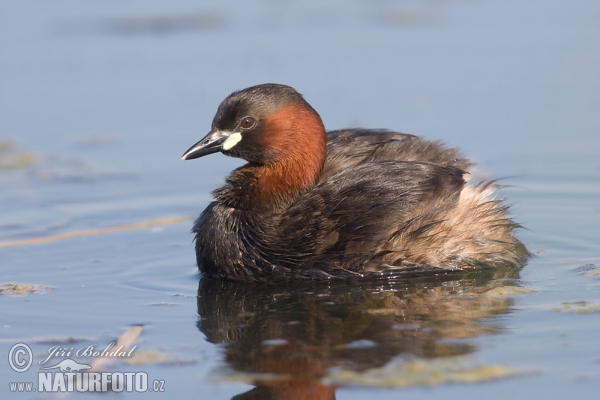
(197, 267), (520, 399)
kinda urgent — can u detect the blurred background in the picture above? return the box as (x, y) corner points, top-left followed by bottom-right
(1, 1), (599, 399)
(1, 0), (599, 222)
(1, 0), (599, 238)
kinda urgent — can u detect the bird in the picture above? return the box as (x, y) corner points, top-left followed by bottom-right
(182, 83), (527, 282)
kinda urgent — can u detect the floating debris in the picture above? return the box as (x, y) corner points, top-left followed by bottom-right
(35, 337), (92, 345)
(148, 302), (176, 307)
(481, 286), (538, 298)
(365, 307), (398, 315)
(551, 301), (600, 314)
(0, 216), (193, 248)
(0, 283), (52, 297)
(89, 325), (143, 372)
(172, 293), (196, 299)
(576, 264), (600, 278)
(328, 356), (525, 387)
(125, 350), (194, 366)
(0, 140), (36, 170)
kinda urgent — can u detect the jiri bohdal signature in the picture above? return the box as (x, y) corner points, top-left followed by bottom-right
(38, 343), (136, 365)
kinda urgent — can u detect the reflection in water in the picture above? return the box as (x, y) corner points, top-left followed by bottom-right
(197, 267), (520, 399)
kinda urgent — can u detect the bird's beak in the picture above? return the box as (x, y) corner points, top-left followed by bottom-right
(181, 130), (231, 160)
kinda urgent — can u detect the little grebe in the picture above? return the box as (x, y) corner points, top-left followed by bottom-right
(182, 84), (526, 281)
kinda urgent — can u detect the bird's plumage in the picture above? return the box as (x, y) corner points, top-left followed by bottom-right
(183, 84), (527, 282)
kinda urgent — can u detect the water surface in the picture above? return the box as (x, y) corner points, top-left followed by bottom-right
(1, 1), (599, 399)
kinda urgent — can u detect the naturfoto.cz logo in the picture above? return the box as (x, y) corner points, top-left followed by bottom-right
(7, 343), (165, 393)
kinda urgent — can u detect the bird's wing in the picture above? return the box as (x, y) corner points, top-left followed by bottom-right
(321, 129), (473, 180)
(280, 161), (466, 272)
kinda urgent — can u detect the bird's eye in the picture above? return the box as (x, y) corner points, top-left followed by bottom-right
(240, 116), (255, 129)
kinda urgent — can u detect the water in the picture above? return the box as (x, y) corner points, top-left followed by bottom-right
(1, 1), (599, 398)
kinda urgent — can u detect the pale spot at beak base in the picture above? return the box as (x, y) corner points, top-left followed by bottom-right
(222, 132), (242, 150)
